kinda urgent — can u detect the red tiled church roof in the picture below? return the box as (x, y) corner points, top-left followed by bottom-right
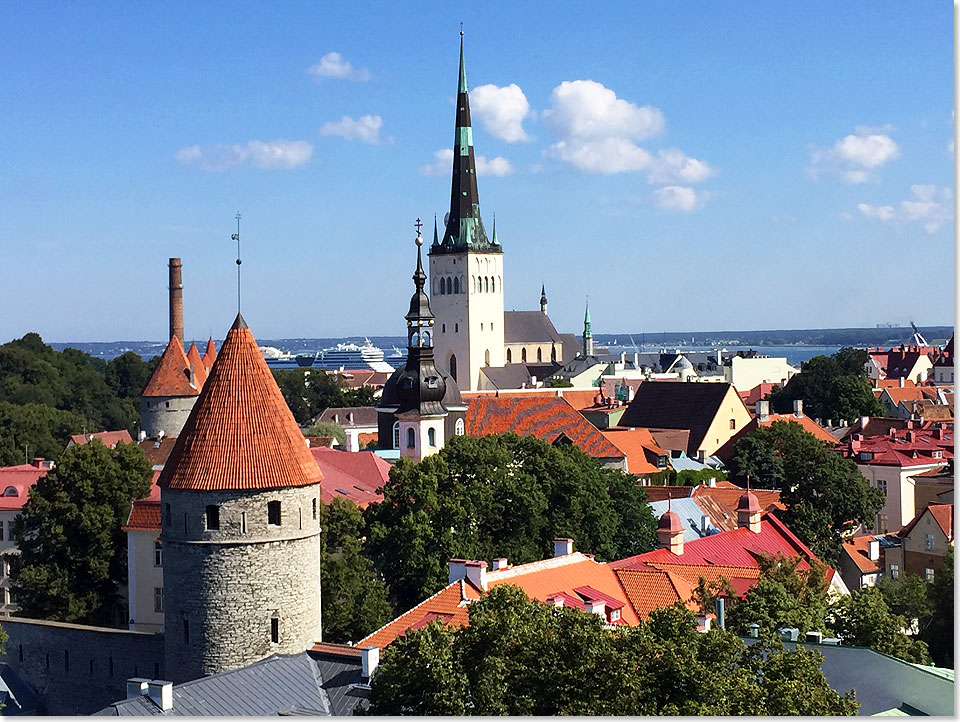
(123, 500), (161, 531)
(202, 337), (217, 371)
(158, 314), (323, 492)
(141, 336), (201, 398)
(465, 395), (623, 461)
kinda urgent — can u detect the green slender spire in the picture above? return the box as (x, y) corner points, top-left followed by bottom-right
(458, 33), (468, 94)
(584, 299), (592, 337)
(432, 214), (439, 247)
(492, 214), (499, 245)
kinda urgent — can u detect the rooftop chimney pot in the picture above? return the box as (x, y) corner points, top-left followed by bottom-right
(492, 558), (508, 571)
(361, 646), (380, 679)
(553, 538), (574, 557)
(147, 680), (173, 711)
(126, 678), (150, 700)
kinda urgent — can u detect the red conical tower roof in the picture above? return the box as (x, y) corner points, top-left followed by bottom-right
(142, 336), (200, 397)
(202, 337), (217, 371)
(186, 342), (208, 388)
(158, 314), (323, 491)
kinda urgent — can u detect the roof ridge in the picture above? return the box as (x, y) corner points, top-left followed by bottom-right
(486, 551), (590, 580)
(357, 582), (459, 647)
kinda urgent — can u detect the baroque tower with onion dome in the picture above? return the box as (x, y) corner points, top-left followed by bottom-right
(159, 313), (323, 683)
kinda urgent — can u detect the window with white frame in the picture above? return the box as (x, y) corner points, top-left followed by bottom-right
(889, 564), (899, 579)
(925, 568), (935, 582)
(153, 540), (162, 567)
(154, 587), (163, 613)
(877, 479), (887, 496)
(455, 418), (465, 436)
(925, 533), (935, 551)
(392, 421), (400, 449)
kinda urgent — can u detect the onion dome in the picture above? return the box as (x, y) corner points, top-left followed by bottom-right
(158, 313), (323, 491)
(658, 509), (683, 534)
(737, 490), (762, 514)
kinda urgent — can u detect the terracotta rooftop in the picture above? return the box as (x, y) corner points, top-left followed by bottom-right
(600, 427), (667, 475)
(68, 430), (133, 448)
(138, 436), (178, 468)
(158, 314), (324, 492)
(202, 337), (217, 371)
(141, 336), (201, 398)
(838, 427), (953, 468)
(186, 342), (208, 388)
(0, 461), (51, 510)
(309, 447), (389, 508)
(462, 388), (602, 412)
(465, 394), (624, 461)
(715, 415), (836, 463)
(123, 500), (161, 532)
(842, 535), (881, 575)
(359, 552), (638, 650)
(738, 382), (777, 407)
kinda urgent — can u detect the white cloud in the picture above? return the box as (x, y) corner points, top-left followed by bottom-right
(419, 148), (514, 177)
(857, 184), (952, 233)
(175, 139), (313, 171)
(319, 115), (384, 144)
(808, 128), (900, 183)
(654, 186), (700, 212)
(543, 80), (664, 141)
(307, 52), (370, 82)
(540, 79), (714, 182)
(471, 83), (531, 142)
(647, 148), (716, 184)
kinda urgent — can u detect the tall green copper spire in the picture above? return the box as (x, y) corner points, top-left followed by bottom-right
(433, 31), (497, 255)
(583, 298), (594, 356)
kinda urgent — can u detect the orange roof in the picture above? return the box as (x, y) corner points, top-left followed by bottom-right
(141, 336), (201, 398)
(876, 378), (917, 389)
(883, 386), (939, 406)
(465, 395), (624, 461)
(186, 342), (208, 388)
(138, 436), (178, 467)
(202, 337), (217, 371)
(715, 415), (835, 461)
(692, 484), (784, 516)
(462, 388), (601, 412)
(68, 430), (133, 448)
(310, 447), (388, 508)
(123, 500), (161, 531)
(842, 536), (880, 575)
(359, 553), (639, 650)
(600, 428), (664, 475)
(158, 314), (324, 492)
(613, 567), (697, 619)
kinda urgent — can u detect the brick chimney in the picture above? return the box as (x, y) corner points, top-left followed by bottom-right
(168, 258), (184, 345)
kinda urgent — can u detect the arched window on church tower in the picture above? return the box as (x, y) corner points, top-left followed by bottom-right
(484, 277), (489, 292)
(450, 354), (458, 381)
(506, 348), (512, 363)
(537, 347), (543, 362)
(485, 349), (490, 366)
(455, 418), (465, 436)
(490, 277), (495, 292)
(521, 348), (527, 363)
(551, 344), (557, 362)
(453, 277), (460, 294)
(439, 278), (445, 295)
(406, 428), (416, 449)
(392, 421), (400, 449)
(446, 277), (453, 294)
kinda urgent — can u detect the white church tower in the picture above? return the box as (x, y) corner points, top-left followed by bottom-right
(429, 34), (505, 392)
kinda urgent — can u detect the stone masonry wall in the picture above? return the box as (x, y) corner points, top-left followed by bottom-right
(162, 485), (321, 683)
(140, 395), (196, 439)
(0, 617), (164, 715)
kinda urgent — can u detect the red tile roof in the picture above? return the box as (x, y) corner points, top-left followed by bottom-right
(158, 314), (324, 492)
(738, 382), (777, 407)
(465, 395), (624, 461)
(359, 553), (638, 650)
(691, 484), (784, 516)
(138, 436), (178, 467)
(463, 389), (602, 412)
(899, 503), (953, 541)
(882, 386), (939, 406)
(600, 428), (666, 475)
(186, 342), (208, 388)
(842, 536), (880, 575)
(838, 427), (953, 468)
(141, 336), (201, 398)
(123, 500), (161, 531)
(715, 415), (835, 462)
(68, 430), (133, 448)
(309, 447), (389, 508)
(0, 462), (50, 510)
(202, 337), (217, 371)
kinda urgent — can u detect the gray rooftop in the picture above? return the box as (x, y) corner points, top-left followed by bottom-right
(649, 498), (720, 542)
(95, 652), (366, 716)
(504, 311), (564, 345)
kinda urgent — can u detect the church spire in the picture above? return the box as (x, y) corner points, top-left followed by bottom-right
(540, 284), (548, 315)
(435, 31), (496, 254)
(583, 298), (594, 356)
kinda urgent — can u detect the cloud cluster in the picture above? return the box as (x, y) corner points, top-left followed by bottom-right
(319, 115), (384, 144)
(857, 184), (952, 233)
(308, 52), (370, 82)
(471, 84), (532, 142)
(654, 186), (700, 212)
(420, 148), (514, 177)
(808, 128), (900, 183)
(175, 139), (313, 171)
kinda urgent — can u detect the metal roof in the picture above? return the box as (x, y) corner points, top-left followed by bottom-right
(649, 498), (720, 542)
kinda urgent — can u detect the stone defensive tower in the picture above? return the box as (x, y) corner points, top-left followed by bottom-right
(158, 313), (323, 683)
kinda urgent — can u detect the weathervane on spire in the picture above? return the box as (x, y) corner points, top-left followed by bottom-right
(231, 212), (242, 313)
(460, 22), (463, 36)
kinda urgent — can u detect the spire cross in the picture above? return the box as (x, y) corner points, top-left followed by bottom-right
(415, 217), (423, 235)
(231, 212), (242, 313)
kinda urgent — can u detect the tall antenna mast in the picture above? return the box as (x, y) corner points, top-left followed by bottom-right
(231, 212), (242, 313)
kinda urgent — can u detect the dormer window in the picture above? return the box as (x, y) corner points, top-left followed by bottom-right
(610, 608), (621, 622)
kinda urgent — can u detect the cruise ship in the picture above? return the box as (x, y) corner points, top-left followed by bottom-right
(263, 339), (403, 372)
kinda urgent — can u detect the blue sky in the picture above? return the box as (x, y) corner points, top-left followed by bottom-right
(1, 2), (953, 343)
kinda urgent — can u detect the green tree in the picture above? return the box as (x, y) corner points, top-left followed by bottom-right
(921, 546), (953, 667)
(12, 439), (152, 624)
(729, 421), (884, 563)
(0, 402), (89, 467)
(726, 555), (830, 638)
(319, 498), (393, 643)
(875, 574), (933, 632)
(828, 587), (931, 664)
(365, 434), (657, 610)
(303, 420), (347, 447)
(271, 368), (374, 425)
(769, 348), (882, 424)
(366, 585), (858, 715)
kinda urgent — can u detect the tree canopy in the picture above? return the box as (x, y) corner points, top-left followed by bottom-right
(364, 433), (657, 610)
(729, 420), (884, 563)
(319, 498), (393, 643)
(921, 546), (953, 668)
(271, 368), (375, 425)
(365, 585), (859, 716)
(12, 439), (152, 624)
(769, 347), (882, 424)
(828, 587), (930, 664)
